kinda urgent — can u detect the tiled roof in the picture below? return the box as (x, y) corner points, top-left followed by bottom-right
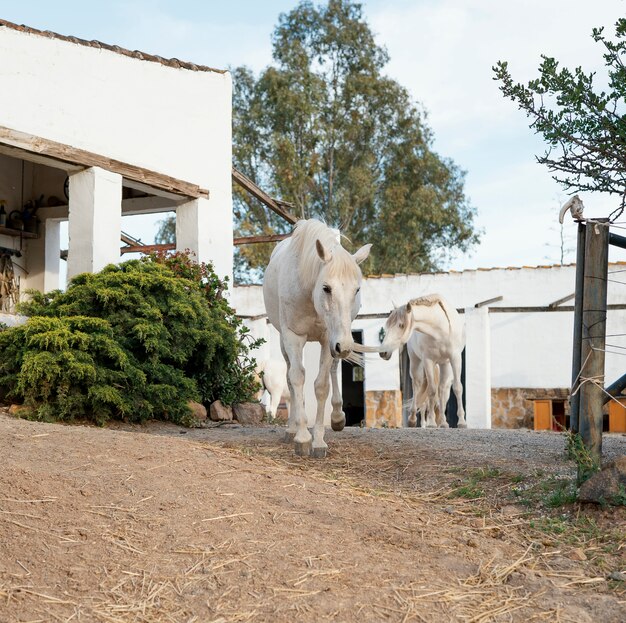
(0, 18), (226, 74)
(365, 261), (626, 280)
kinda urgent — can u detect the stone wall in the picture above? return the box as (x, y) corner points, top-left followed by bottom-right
(365, 390), (403, 428)
(491, 387), (570, 429)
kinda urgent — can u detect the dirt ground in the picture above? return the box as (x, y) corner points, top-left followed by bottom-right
(0, 411), (625, 623)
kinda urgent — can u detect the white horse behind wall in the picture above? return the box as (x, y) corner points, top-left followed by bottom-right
(256, 358), (290, 421)
(380, 294), (467, 428)
(263, 219), (373, 458)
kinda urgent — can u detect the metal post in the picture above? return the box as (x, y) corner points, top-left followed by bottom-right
(578, 219), (609, 471)
(570, 223), (586, 433)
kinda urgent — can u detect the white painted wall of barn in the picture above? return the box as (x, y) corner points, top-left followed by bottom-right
(0, 26), (233, 283)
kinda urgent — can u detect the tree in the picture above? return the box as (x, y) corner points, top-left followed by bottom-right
(494, 19), (626, 218)
(232, 0), (478, 279)
(155, 214), (176, 245)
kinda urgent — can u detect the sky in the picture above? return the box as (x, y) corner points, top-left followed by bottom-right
(1, 0), (625, 271)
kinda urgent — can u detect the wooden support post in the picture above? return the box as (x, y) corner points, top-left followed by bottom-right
(578, 219), (609, 473)
(570, 223), (586, 433)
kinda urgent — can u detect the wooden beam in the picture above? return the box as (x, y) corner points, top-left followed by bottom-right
(120, 243), (175, 255)
(232, 167), (298, 225)
(233, 233), (290, 245)
(475, 295), (503, 308)
(0, 125), (209, 199)
(549, 292), (575, 308)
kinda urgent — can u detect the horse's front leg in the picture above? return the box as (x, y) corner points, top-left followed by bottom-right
(281, 330), (311, 454)
(329, 358), (346, 431)
(451, 352), (467, 428)
(312, 342), (333, 458)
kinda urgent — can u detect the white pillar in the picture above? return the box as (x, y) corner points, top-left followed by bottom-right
(43, 218), (61, 292)
(176, 196), (233, 285)
(67, 167), (122, 280)
(464, 306), (492, 429)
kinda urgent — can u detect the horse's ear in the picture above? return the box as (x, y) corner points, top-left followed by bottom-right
(353, 243), (372, 265)
(316, 239), (330, 263)
(405, 302), (412, 314)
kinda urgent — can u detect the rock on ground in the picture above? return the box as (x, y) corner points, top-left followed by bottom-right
(209, 400), (233, 422)
(233, 402), (265, 426)
(578, 456), (626, 504)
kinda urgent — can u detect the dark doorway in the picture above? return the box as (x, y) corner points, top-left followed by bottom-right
(342, 330), (365, 426)
(399, 347), (466, 428)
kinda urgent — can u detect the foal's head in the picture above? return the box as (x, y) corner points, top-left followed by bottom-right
(313, 238), (371, 359)
(379, 302), (413, 360)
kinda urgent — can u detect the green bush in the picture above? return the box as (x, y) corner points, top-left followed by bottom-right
(0, 255), (261, 425)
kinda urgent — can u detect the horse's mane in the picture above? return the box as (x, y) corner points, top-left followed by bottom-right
(290, 219), (360, 291)
(388, 293), (451, 328)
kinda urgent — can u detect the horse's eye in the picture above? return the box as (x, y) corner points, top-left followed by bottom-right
(323, 285), (332, 294)
(356, 287), (360, 294)
(399, 324), (405, 330)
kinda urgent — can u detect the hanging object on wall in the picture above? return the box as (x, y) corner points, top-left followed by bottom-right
(0, 254), (20, 313)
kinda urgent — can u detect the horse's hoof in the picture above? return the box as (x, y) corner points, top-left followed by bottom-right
(439, 422), (450, 429)
(294, 441), (312, 456)
(284, 431), (296, 443)
(331, 414), (346, 431)
(457, 421), (467, 429)
(311, 446), (327, 459)
(426, 423), (437, 428)
(407, 418), (417, 428)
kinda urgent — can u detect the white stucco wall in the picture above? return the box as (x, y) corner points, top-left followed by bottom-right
(0, 27), (230, 190)
(0, 25), (233, 283)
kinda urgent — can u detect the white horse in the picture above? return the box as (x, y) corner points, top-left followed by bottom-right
(406, 338), (453, 428)
(256, 358), (290, 421)
(263, 219), (372, 457)
(380, 294), (467, 428)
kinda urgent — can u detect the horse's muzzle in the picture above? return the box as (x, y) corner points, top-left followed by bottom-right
(379, 351), (392, 361)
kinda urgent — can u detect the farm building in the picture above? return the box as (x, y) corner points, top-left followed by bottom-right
(234, 260), (626, 430)
(0, 18), (233, 317)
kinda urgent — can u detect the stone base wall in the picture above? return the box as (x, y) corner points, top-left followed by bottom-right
(491, 387), (570, 429)
(365, 390), (403, 428)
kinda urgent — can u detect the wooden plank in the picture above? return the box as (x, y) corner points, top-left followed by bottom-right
(233, 233), (290, 245)
(232, 167), (298, 225)
(0, 225), (38, 239)
(0, 125), (209, 199)
(120, 243), (175, 255)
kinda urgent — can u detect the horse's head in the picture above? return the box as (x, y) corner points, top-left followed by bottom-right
(379, 302), (413, 360)
(313, 238), (371, 359)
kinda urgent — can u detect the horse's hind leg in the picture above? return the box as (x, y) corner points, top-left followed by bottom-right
(437, 363), (452, 428)
(423, 359), (438, 428)
(329, 358), (345, 431)
(312, 342), (333, 458)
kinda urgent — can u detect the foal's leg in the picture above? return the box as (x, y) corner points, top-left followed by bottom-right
(312, 342), (333, 458)
(282, 330), (311, 453)
(423, 359), (438, 428)
(408, 353), (421, 428)
(451, 352), (467, 428)
(329, 358), (346, 431)
(437, 363), (452, 428)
